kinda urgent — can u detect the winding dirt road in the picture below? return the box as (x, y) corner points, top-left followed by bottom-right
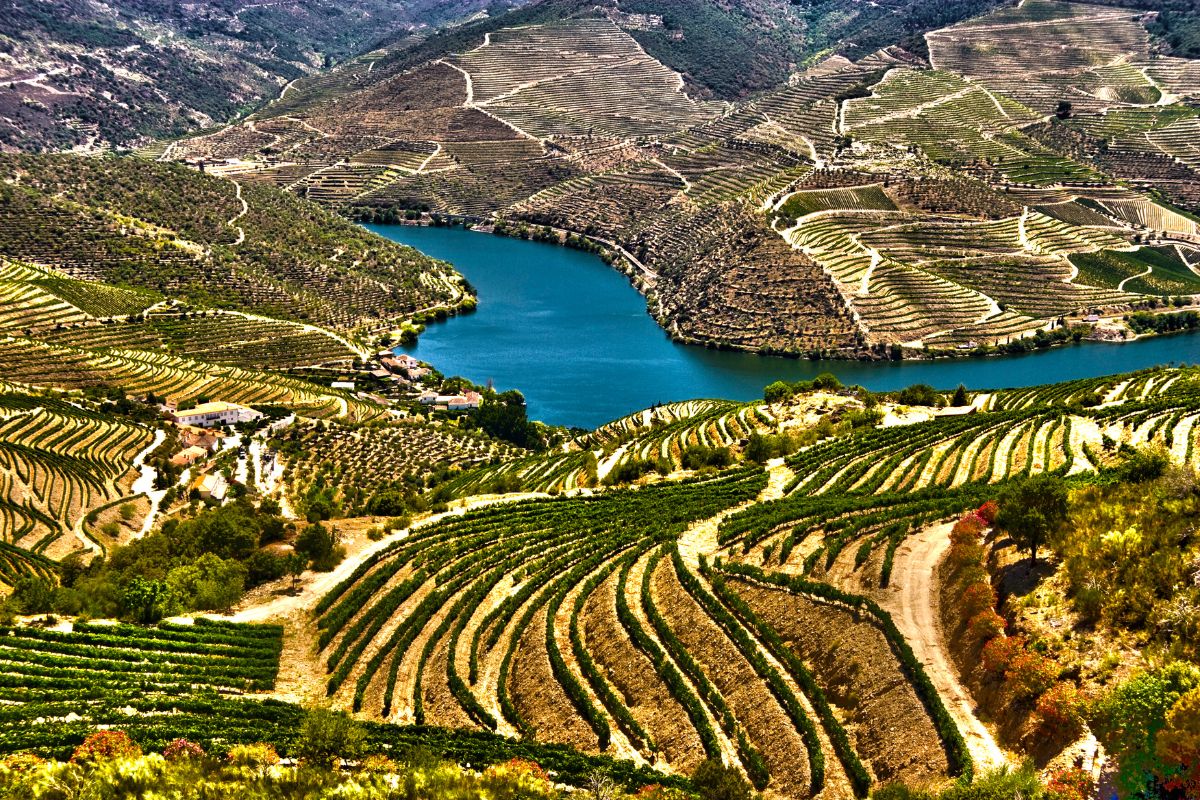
(881, 520), (1009, 773)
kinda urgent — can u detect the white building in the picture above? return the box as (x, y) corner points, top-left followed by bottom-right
(393, 354), (421, 371)
(198, 472), (227, 501)
(172, 401), (261, 428)
(447, 391), (483, 411)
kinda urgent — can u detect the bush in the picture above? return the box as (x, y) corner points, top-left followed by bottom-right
(976, 500), (998, 524)
(1116, 447), (1169, 484)
(482, 758), (553, 794)
(71, 730), (141, 762)
(949, 516), (984, 545)
(1037, 683), (1087, 737)
(1045, 767), (1093, 800)
(967, 610), (1006, 642)
(225, 743), (279, 770)
(1071, 580), (1104, 625)
(162, 738), (205, 762)
(294, 707), (367, 769)
(1156, 687), (1200, 797)
(1, 753), (46, 774)
(1091, 663), (1200, 795)
(940, 764), (1043, 800)
(681, 445), (732, 471)
(692, 759), (754, 800)
(981, 636), (1024, 676)
(947, 542), (986, 571)
(961, 582), (997, 619)
(1004, 651), (1059, 699)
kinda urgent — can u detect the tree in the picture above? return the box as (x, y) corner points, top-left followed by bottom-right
(1091, 662), (1200, 796)
(951, 384), (969, 407)
(996, 473), (1068, 563)
(692, 760), (753, 800)
(295, 522), (336, 566)
(293, 707), (367, 769)
(1056, 100), (1073, 119)
(472, 389), (542, 450)
(286, 552), (306, 594)
(165, 553), (246, 611)
(896, 383), (942, 407)
(122, 578), (173, 623)
(11, 576), (54, 614)
(763, 380), (793, 404)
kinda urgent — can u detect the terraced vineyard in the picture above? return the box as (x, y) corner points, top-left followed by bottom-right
(0, 617), (298, 757)
(311, 467), (958, 797)
(717, 367), (1200, 587)
(308, 428), (974, 793)
(0, 335), (380, 422)
(281, 364), (1200, 796)
(0, 383), (153, 573)
(434, 400), (776, 498)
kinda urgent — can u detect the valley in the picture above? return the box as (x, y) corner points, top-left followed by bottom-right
(1, 0), (1199, 798)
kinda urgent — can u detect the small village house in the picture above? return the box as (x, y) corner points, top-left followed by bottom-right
(170, 445), (210, 467)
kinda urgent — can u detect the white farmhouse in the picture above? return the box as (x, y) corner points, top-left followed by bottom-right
(171, 401), (261, 428)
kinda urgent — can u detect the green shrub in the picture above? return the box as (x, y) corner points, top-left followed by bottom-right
(1090, 662), (1200, 796)
(692, 759), (753, 800)
(293, 708), (367, 769)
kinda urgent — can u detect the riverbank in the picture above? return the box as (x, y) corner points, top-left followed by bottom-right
(365, 213), (1200, 366)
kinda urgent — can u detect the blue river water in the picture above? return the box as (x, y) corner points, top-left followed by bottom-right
(368, 223), (1200, 429)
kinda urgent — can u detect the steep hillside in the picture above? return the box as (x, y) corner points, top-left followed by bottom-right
(1088, 0), (1200, 57)
(0, 0), (517, 152)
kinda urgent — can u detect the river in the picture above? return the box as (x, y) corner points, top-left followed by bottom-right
(368, 223), (1200, 429)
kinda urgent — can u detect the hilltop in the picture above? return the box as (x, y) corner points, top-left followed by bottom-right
(0, 0), (519, 152)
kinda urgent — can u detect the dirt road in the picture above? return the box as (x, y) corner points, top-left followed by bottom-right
(882, 521), (1009, 773)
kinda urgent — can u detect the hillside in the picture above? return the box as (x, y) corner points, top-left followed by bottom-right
(0, 154), (469, 336)
(0, 0), (518, 152)
(165, 0), (1200, 358)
